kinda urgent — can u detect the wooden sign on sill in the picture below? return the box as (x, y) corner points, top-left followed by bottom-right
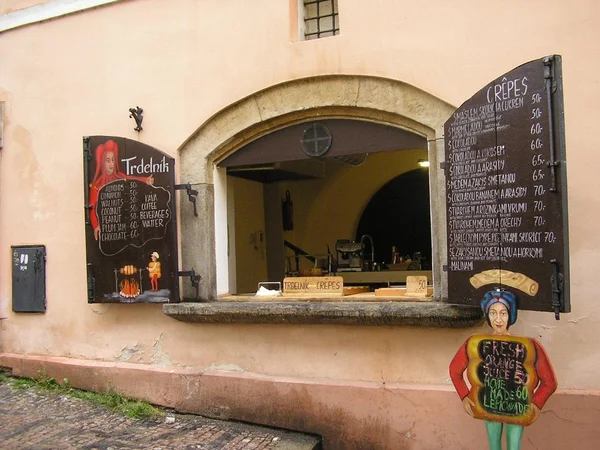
(282, 276), (344, 296)
(406, 276), (429, 297)
(374, 276), (433, 300)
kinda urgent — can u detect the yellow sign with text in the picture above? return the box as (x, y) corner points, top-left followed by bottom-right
(406, 276), (429, 297)
(282, 276), (344, 296)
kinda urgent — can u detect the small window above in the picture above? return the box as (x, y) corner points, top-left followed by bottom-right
(302, 0), (339, 40)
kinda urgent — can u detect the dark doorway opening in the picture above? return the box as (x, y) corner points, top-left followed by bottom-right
(355, 169), (432, 269)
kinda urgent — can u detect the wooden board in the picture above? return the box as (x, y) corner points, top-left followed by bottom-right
(406, 276), (429, 297)
(343, 286), (371, 296)
(374, 286), (433, 301)
(217, 291), (436, 303)
(282, 276), (344, 296)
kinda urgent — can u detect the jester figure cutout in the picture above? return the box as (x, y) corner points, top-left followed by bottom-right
(449, 278), (557, 450)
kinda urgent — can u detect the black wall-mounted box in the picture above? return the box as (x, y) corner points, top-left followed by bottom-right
(12, 245), (46, 313)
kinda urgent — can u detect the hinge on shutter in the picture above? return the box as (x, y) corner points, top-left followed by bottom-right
(178, 268), (201, 301)
(440, 161), (447, 171)
(83, 137), (93, 224)
(87, 263), (95, 302)
(550, 259), (563, 320)
(175, 183), (198, 217)
(543, 56), (560, 193)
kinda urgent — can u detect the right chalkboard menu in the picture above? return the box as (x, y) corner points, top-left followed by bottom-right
(444, 55), (569, 314)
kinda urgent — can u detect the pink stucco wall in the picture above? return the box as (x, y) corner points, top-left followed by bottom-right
(1, 0), (49, 15)
(2, 353), (599, 450)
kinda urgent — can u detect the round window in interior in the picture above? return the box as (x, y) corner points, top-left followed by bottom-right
(301, 123), (333, 157)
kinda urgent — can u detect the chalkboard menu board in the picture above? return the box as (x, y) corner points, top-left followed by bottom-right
(444, 56), (569, 313)
(84, 136), (178, 303)
(464, 335), (545, 426)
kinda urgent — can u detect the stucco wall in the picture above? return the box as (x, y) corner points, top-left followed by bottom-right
(1, 0), (599, 420)
(1, 0), (49, 15)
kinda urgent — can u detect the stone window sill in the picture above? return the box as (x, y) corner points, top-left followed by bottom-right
(162, 299), (483, 328)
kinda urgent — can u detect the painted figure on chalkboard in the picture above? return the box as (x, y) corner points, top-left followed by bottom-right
(449, 290), (558, 450)
(89, 139), (155, 240)
(147, 252), (161, 292)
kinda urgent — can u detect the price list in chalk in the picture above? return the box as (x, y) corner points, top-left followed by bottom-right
(465, 335), (541, 426)
(476, 338), (532, 419)
(97, 179), (172, 256)
(444, 57), (568, 311)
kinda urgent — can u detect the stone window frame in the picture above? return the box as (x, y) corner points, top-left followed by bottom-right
(177, 75), (456, 306)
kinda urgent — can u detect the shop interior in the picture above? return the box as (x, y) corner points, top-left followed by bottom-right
(220, 119), (433, 296)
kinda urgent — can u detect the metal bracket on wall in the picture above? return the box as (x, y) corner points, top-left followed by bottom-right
(178, 268), (201, 301)
(175, 183), (198, 216)
(128, 106), (143, 132)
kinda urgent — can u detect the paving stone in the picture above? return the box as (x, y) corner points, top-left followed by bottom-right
(0, 382), (319, 450)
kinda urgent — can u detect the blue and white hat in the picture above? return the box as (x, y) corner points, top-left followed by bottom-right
(481, 290), (518, 326)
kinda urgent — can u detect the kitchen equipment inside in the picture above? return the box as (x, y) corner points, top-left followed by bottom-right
(220, 119), (433, 297)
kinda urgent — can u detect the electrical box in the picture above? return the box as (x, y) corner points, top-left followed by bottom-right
(12, 245), (46, 313)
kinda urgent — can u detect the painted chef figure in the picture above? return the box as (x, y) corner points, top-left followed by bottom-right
(147, 252), (161, 292)
(449, 290), (558, 450)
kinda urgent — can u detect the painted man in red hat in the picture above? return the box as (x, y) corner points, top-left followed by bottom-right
(89, 139), (154, 240)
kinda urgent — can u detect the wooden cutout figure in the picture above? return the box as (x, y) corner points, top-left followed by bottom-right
(147, 251), (161, 292)
(449, 290), (558, 450)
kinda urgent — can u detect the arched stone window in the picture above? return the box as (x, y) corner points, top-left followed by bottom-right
(178, 75), (455, 303)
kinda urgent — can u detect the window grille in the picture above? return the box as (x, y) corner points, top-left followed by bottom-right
(303, 0), (339, 40)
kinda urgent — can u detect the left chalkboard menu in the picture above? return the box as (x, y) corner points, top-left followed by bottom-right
(84, 136), (178, 303)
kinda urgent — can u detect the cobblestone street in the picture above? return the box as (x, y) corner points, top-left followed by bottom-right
(0, 382), (319, 450)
